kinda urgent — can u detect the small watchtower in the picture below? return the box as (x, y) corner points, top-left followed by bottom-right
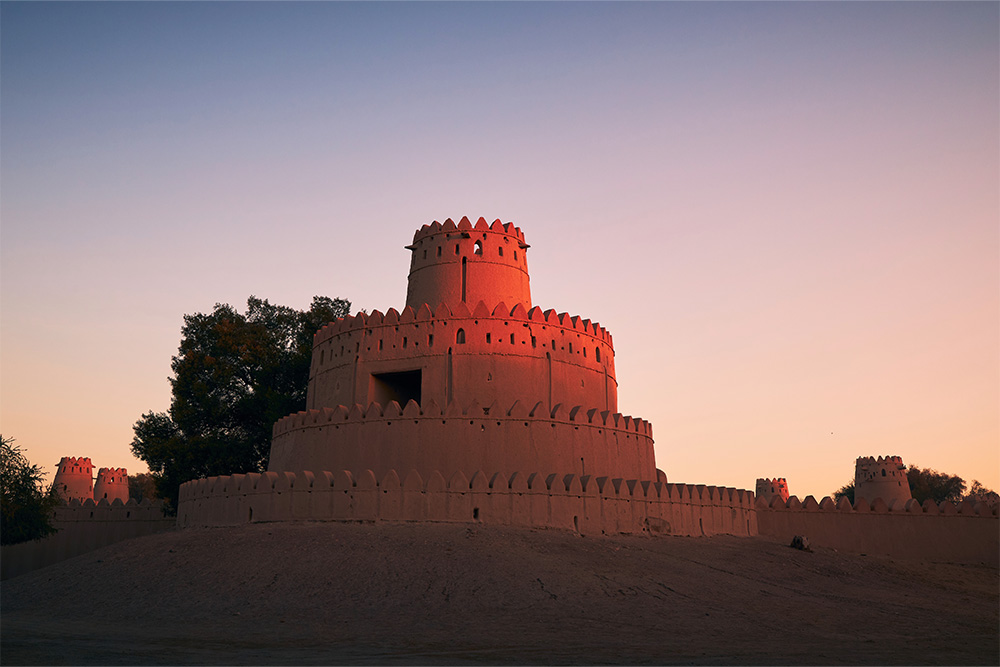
(53, 456), (94, 502)
(755, 478), (789, 504)
(94, 467), (129, 503)
(855, 455), (911, 506)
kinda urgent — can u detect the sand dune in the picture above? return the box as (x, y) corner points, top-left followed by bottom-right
(2, 522), (997, 665)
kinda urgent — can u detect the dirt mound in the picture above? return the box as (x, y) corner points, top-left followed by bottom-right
(2, 522), (997, 665)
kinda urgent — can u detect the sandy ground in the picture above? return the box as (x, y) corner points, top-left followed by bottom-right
(1, 522), (997, 666)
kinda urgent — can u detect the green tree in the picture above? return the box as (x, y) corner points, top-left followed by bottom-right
(906, 465), (966, 504)
(832, 480), (855, 504)
(1, 436), (60, 545)
(131, 295), (351, 512)
(964, 480), (998, 507)
(128, 472), (159, 502)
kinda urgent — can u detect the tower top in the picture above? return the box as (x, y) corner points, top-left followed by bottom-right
(405, 216), (531, 312)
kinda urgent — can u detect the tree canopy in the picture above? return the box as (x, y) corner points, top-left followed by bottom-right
(131, 295), (351, 512)
(1, 436), (60, 545)
(906, 465), (965, 504)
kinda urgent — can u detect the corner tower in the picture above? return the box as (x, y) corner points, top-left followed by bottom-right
(94, 467), (129, 503)
(53, 457), (94, 502)
(855, 455), (912, 506)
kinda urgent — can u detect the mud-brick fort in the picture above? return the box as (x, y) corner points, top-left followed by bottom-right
(178, 217), (997, 565)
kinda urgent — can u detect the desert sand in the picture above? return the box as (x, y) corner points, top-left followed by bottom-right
(2, 522), (997, 665)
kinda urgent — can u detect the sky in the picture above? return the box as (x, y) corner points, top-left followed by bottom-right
(2, 2), (997, 500)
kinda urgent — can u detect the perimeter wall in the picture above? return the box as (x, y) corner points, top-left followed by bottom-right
(1, 498), (174, 580)
(178, 469), (757, 538)
(756, 495), (999, 566)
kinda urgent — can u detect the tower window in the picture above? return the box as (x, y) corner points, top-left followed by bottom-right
(498, 246), (503, 257)
(428, 334), (434, 346)
(474, 240), (483, 255)
(437, 246), (442, 257)
(486, 333), (491, 344)
(456, 329), (466, 344)
(595, 347), (601, 362)
(455, 243), (460, 254)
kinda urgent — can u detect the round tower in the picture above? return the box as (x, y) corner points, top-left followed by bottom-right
(855, 455), (911, 506)
(755, 478), (789, 503)
(52, 457), (94, 502)
(94, 467), (129, 503)
(405, 217), (531, 312)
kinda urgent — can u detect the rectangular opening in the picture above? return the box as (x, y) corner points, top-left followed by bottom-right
(369, 370), (422, 408)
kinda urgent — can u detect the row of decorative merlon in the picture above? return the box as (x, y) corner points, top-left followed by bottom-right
(182, 469), (748, 504)
(314, 301), (613, 346)
(58, 497), (164, 509)
(272, 399), (653, 438)
(856, 455), (905, 466)
(756, 494), (998, 517)
(411, 217), (525, 244)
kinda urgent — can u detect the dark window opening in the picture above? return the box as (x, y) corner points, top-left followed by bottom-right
(595, 348), (601, 362)
(474, 240), (483, 255)
(510, 333), (515, 344)
(498, 246), (503, 257)
(456, 329), (466, 344)
(402, 337), (408, 348)
(369, 370), (422, 408)
(428, 334), (434, 346)
(437, 246), (442, 257)
(486, 333), (491, 344)
(455, 243), (460, 254)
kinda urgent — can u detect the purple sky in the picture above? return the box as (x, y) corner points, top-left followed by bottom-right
(2, 2), (997, 498)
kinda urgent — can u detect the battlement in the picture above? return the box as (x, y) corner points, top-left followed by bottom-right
(56, 456), (93, 472)
(856, 455), (905, 468)
(411, 216), (526, 245)
(96, 467), (128, 478)
(177, 468), (756, 539)
(314, 301), (613, 347)
(273, 399), (652, 438)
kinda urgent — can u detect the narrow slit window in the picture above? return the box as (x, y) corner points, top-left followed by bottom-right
(486, 333), (491, 344)
(498, 246), (503, 257)
(595, 347), (601, 362)
(456, 329), (466, 344)
(437, 246), (442, 257)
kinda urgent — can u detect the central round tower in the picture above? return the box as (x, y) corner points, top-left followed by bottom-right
(268, 217), (656, 483)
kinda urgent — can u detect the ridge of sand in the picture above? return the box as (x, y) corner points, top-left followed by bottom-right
(2, 522), (997, 665)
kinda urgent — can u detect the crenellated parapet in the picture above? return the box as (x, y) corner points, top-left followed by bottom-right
(177, 468), (756, 539)
(269, 398), (656, 483)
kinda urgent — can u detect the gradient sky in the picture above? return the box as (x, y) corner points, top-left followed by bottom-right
(2, 2), (997, 499)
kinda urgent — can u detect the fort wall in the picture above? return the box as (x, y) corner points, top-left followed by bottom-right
(0, 498), (174, 580)
(308, 301), (618, 414)
(269, 399), (656, 482)
(177, 469), (757, 539)
(756, 494), (998, 566)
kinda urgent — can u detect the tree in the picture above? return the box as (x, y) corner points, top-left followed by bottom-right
(906, 465), (966, 504)
(964, 480), (999, 508)
(131, 295), (351, 512)
(128, 472), (159, 502)
(832, 481), (854, 504)
(1, 436), (60, 545)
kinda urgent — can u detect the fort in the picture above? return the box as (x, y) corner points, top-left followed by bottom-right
(176, 217), (998, 566)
